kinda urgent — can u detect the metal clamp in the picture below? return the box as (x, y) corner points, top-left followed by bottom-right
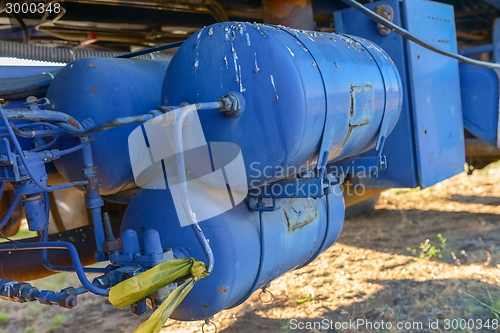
(327, 156), (387, 177)
(248, 177), (335, 200)
(247, 197), (281, 212)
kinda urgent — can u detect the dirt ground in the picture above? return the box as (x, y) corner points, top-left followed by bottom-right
(0, 162), (499, 333)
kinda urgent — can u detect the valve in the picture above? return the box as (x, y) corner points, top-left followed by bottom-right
(217, 92), (245, 118)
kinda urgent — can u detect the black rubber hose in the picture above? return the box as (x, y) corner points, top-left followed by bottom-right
(0, 70), (60, 100)
(0, 40), (172, 63)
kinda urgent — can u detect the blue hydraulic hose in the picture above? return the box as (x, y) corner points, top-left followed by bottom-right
(0, 104), (88, 192)
(30, 136), (59, 152)
(40, 224), (107, 274)
(53, 102), (223, 136)
(0, 241), (109, 296)
(0, 181), (6, 200)
(0, 194), (21, 230)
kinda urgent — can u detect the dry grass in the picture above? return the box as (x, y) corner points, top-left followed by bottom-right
(0, 163), (499, 332)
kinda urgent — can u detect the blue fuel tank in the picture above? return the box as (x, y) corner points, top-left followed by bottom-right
(120, 185), (345, 321)
(162, 22), (403, 187)
(47, 58), (170, 195)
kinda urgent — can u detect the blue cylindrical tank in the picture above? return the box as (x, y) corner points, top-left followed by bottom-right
(47, 58), (170, 195)
(120, 185), (344, 321)
(162, 22), (402, 187)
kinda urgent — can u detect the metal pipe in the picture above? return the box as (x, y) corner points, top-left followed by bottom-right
(81, 141), (106, 259)
(0, 195), (21, 230)
(196, 101), (223, 110)
(55, 103), (222, 136)
(0, 123), (66, 138)
(459, 44), (495, 56)
(55, 113), (158, 135)
(116, 41), (184, 58)
(40, 226), (106, 274)
(0, 225), (101, 280)
(0, 105), (89, 192)
(8, 124), (66, 138)
(4, 108), (79, 124)
(174, 106), (214, 274)
(0, 182), (6, 201)
(0, 121), (60, 132)
(0, 241), (109, 296)
(30, 136), (59, 153)
(86, 114), (155, 133)
(58, 140), (92, 156)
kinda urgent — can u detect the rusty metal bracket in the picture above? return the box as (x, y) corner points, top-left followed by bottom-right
(374, 5), (394, 36)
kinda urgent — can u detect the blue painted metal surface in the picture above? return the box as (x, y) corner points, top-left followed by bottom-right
(493, 18), (500, 63)
(47, 58), (170, 195)
(460, 17), (500, 149)
(0, 66), (61, 79)
(110, 229), (175, 268)
(460, 65), (499, 148)
(404, 0), (464, 188)
(120, 184), (344, 321)
(336, 0), (465, 188)
(0, 67), (61, 148)
(459, 44), (496, 56)
(335, 0), (417, 188)
(162, 22), (402, 189)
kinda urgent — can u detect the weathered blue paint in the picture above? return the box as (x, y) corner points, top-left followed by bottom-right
(46, 58), (170, 195)
(120, 185), (344, 321)
(162, 22), (402, 188)
(460, 65), (499, 148)
(336, 0), (465, 188)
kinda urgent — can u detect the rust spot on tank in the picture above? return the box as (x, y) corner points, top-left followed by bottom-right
(202, 304), (209, 308)
(90, 88), (98, 94)
(103, 72), (108, 76)
(218, 286), (228, 294)
(89, 62), (98, 68)
(283, 199), (318, 232)
(349, 82), (374, 127)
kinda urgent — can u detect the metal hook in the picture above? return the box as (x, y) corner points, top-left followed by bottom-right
(258, 286), (275, 304)
(202, 319), (218, 333)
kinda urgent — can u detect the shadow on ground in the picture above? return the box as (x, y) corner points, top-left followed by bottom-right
(338, 208), (500, 268)
(221, 278), (500, 333)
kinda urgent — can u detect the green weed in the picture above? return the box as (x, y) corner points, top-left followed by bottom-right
(407, 234), (447, 259)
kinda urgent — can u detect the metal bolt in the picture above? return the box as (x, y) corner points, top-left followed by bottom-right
(0, 155), (10, 165)
(130, 299), (147, 316)
(374, 5), (394, 36)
